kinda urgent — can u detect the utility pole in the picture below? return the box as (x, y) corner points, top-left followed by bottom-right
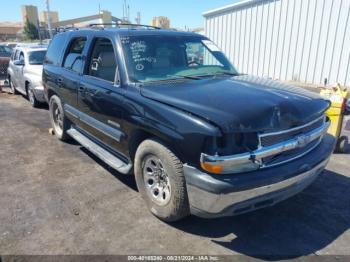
(45, 0), (53, 39)
(135, 12), (141, 25)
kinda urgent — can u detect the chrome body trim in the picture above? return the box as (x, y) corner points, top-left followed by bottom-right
(200, 117), (330, 174)
(259, 115), (325, 138)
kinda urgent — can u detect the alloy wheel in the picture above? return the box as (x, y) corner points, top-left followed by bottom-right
(143, 155), (171, 206)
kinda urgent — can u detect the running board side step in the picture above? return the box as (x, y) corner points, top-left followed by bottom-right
(67, 128), (132, 174)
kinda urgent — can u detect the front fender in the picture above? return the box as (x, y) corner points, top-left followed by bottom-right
(124, 92), (222, 166)
(23, 73), (42, 87)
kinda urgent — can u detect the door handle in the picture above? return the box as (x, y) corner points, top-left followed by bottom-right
(57, 78), (63, 87)
(78, 86), (86, 92)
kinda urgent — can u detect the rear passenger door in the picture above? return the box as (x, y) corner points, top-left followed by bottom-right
(77, 37), (126, 156)
(59, 37), (87, 120)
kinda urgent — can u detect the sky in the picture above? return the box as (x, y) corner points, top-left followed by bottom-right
(2, 0), (239, 29)
(0, 0), (238, 28)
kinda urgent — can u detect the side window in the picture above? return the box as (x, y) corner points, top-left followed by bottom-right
(11, 50), (16, 60)
(14, 50), (20, 61)
(86, 38), (117, 82)
(45, 33), (67, 66)
(62, 37), (87, 73)
(19, 52), (25, 63)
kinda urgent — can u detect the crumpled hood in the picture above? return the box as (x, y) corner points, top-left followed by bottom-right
(140, 75), (330, 133)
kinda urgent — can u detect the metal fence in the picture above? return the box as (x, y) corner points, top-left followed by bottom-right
(0, 57), (10, 77)
(203, 0), (350, 87)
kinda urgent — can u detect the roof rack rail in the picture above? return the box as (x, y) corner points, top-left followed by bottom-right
(56, 26), (79, 33)
(89, 23), (161, 30)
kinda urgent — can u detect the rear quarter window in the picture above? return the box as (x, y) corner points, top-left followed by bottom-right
(45, 33), (67, 66)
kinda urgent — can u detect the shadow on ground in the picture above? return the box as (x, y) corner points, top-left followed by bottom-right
(77, 142), (350, 259)
(172, 170), (350, 259)
(80, 147), (138, 191)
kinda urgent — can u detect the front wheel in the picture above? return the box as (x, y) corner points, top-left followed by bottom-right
(49, 95), (70, 141)
(134, 139), (190, 222)
(336, 136), (348, 153)
(27, 84), (40, 108)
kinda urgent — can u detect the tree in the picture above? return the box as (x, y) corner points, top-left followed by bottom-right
(23, 19), (39, 40)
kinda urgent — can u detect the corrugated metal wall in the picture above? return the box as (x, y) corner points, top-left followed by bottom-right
(204, 0), (350, 87)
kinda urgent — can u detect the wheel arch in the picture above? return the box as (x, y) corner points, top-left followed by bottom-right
(128, 127), (184, 164)
(25, 80), (30, 94)
(47, 89), (58, 101)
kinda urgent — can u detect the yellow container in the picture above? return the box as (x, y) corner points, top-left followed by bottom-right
(320, 84), (349, 147)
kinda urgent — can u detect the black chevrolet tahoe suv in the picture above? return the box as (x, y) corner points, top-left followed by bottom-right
(43, 25), (335, 221)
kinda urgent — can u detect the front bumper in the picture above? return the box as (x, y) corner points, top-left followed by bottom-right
(184, 134), (336, 218)
(32, 85), (46, 103)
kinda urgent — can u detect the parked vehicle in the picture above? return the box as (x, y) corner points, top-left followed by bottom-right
(7, 44), (47, 107)
(2, 42), (18, 50)
(43, 25), (335, 221)
(0, 45), (12, 78)
(0, 45), (12, 57)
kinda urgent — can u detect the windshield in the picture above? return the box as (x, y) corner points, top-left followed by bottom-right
(28, 50), (46, 65)
(120, 35), (238, 83)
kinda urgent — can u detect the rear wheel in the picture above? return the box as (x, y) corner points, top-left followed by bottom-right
(134, 139), (190, 222)
(49, 95), (70, 141)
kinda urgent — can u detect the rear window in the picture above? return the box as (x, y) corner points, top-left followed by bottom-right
(28, 50), (46, 65)
(45, 33), (67, 66)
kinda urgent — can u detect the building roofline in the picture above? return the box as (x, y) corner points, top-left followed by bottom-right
(202, 0), (262, 17)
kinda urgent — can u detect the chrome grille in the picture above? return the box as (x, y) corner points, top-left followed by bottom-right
(260, 115), (325, 147)
(259, 115), (326, 168)
(262, 139), (320, 167)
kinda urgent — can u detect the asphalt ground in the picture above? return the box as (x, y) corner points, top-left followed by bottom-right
(0, 87), (349, 259)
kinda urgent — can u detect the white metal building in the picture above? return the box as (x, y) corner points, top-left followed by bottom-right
(203, 0), (350, 87)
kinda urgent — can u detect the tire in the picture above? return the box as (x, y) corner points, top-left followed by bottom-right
(336, 136), (348, 153)
(27, 84), (40, 108)
(49, 95), (70, 141)
(9, 78), (18, 95)
(134, 138), (190, 222)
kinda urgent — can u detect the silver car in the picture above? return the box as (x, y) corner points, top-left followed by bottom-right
(7, 45), (47, 107)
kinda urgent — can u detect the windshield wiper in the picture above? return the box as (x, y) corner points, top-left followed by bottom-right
(167, 74), (202, 80)
(214, 71), (239, 76)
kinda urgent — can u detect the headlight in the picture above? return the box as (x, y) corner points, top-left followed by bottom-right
(200, 133), (259, 174)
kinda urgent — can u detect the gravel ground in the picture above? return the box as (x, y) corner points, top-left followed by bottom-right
(0, 88), (349, 259)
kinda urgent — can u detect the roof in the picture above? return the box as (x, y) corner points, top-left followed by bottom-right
(64, 27), (206, 38)
(203, 0), (260, 17)
(15, 44), (48, 51)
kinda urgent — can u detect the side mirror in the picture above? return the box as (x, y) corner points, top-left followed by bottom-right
(14, 60), (25, 66)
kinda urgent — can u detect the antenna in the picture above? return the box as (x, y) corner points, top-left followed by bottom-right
(127, 5), (130, 22)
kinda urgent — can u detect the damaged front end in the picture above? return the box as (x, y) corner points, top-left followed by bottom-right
(200, 115), (330, 174)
